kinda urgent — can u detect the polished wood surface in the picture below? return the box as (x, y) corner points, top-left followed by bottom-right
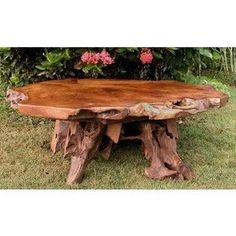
(7, 78), (228, 120)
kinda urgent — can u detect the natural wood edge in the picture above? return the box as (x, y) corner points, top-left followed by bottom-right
(10, 96), (228, 121)
(6, 89), (28, 109)
(6, 78), (229, 121)
(71, 96), (228, 121)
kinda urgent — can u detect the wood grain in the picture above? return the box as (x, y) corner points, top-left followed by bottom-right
(6, 78), (228, 121)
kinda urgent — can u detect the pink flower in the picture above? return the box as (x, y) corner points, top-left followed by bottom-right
(81, 52), (90, 63)
(81, 49), (114, 65)
(81, 52), (100, 64)
(99, 49), (114, 65)
(139, 48), (153, 64)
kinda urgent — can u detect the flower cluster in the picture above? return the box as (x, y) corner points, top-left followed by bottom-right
(76, 48), (155, 78)
(99, 50), (114, 65)
(81, 52), (100, 64)
(81, 49), (114, 65)
(139, 48), (153, 64)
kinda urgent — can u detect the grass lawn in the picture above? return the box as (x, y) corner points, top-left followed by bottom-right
(0, 85), (235, 189)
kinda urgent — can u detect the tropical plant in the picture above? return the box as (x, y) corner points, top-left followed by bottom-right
(0, 47), (233, 87)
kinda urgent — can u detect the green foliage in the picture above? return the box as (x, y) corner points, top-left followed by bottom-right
(35, 49), (71, 79)
(75, 62), (104, 78)
(180, 72), (230, 96)
(82, 64), (103, 77)
(36, 49), (70, 71)
(116, 47), (139, 53)
(0, 48), (44, 86)
(9, 72), (23, 86)
(214, 72), (236, 86)
(0, 47), (233, 87)
(198, 48), (214, 59)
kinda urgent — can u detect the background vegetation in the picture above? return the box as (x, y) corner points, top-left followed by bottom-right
(0, 48), (235, 89)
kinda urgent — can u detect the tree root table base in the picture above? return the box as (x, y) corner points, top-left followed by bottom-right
(6, 79), (228, 185)
(51, 119), (193, 185)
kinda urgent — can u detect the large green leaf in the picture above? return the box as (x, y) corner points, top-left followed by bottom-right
(212, 51), (221, 60)
(198, 48), (213, 59)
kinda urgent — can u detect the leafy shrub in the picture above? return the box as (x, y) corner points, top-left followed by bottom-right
(35, 49), (70, 73)
(180, 72), (230, 96)
(212, 71), (236, 86)
(0, 47), (225, 87)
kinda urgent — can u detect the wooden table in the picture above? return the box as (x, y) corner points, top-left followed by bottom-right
(6, 79), (228, 185)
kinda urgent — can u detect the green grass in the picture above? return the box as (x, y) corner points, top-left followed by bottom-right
(0, 85), (235, 189)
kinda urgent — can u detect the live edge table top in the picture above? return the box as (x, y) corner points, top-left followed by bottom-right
(7, 78), (228, 121)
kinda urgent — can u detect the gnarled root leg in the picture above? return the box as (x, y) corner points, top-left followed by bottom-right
(123, 119), (193, 180)
(51, 119), (193, 184)
(51, 120), (69, 154)
(65, 121), (105, 185)
(99, 137), (114, 160)
(99, 122), (122, 160)
(139, 122), (177, 179)
(153, 119), (193, 180)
